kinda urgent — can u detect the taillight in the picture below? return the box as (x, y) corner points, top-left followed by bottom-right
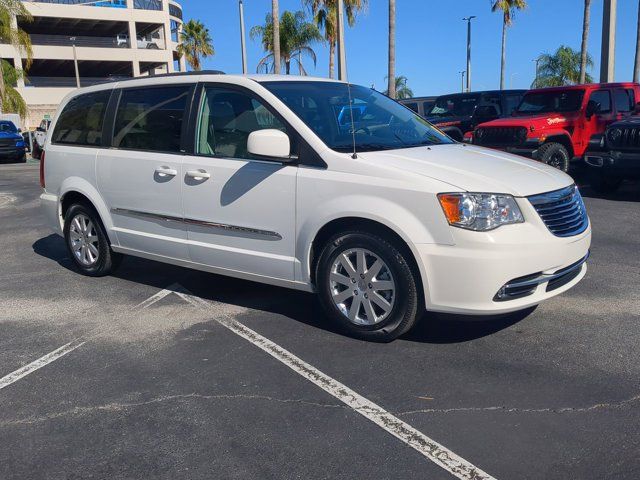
(39, 150), (45, 189)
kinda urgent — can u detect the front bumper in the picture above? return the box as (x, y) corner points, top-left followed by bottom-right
(0, 145), (25, 160)
(584, 151), (640, 178)
(414, 197), (591, 315)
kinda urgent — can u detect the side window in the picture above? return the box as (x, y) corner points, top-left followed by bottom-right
(113, 85), (190, 153)
(614, 89), (634, 113)
(51, 90), (110, 146)
(589, 90), (611, 113)
(503, 95), (522, 115)
(404, 103), (419, 114)
(195, 86), (291, 159)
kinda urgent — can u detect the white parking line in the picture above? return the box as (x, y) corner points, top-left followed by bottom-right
(133, 283), (182, 309)
(173, 287), (496, 480)
(0, 341), (85, 391)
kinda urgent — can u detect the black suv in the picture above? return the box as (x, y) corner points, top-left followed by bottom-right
(585, 116), (640, 193)
(423, 90), (526, 141)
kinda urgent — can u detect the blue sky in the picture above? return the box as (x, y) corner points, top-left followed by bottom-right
(184, 0), (640, 96)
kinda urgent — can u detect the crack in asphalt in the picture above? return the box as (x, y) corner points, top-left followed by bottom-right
(397, 392), (640, 416)
(0, 393), (347, 426)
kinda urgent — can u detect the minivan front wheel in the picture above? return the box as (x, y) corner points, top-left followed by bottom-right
(63, 203), (120, 276)
(316, 231), (420, 342)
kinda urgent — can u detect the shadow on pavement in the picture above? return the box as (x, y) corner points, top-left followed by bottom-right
(33, 233), (529, 344)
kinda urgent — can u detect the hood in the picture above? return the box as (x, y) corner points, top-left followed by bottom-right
(0, 131), (21, 139)
(358, 144), (572, 197)
(479, 112), (579, 131)
(608, 115), (640, 129)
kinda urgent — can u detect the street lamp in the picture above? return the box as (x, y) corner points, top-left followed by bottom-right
(239, 0), (248, 74)
(70, 37), (80, 88)
(462, 16), (476, 92)
(459, 70), (466, 92)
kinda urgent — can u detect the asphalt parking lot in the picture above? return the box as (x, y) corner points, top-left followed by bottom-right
(1, 162), (639, 480)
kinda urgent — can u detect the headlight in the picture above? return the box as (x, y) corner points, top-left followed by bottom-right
(437, 193), (524, 231)
(15, 140), (24, 147)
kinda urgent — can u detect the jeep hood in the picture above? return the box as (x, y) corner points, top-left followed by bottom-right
(479, 112), (578, 130)
(358, 144), (573, 197)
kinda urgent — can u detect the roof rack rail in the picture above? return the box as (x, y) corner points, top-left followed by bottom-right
(101, 70), (225, 84)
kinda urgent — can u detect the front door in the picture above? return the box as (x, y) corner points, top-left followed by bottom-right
(181, 84), (297, 280)
(96, 84), (192, 260)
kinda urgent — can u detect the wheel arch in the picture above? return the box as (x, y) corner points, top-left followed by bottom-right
(307, 216), (426, 308)
(543, 134), (575, 158)
(59, 178), (118, 245)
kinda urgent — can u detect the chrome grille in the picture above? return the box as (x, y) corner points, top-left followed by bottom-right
(528, 185), (589, 237)
(607, 125), (640, 151)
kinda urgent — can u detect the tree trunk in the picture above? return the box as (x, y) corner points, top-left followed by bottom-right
(329, 41), (335, 80)
(272, 0), (281, 74)
(500, 15), (507, 90)
(635, 0), (640, 82)
(387, 0), (396, 99)
(579, 0), (591, 84)
(0, 61), (5, 115)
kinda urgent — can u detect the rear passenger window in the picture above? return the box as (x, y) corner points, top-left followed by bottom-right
(51, 90), (110, 146)
(404, 103), (419, 113)
(113, 85), (190, 153)
(614, 89), (634, 112)
(589, 90), (611, 113)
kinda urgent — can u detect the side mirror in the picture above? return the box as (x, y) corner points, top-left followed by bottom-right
(585, 100), (600, 119)
(247, 129), (292, 161)
(17, 128), (21, 133)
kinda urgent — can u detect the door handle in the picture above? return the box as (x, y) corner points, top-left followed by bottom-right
(186, 169), (211, 180)
(155, 166), (177, 177)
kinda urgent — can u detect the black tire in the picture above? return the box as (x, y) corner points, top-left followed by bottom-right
(315, 231), (421, 342)
(589, 170), (622, 194)
(538, 142), (570, 172)
(63, 203), (121, 277)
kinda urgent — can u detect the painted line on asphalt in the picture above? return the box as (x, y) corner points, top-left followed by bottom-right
(171, 286), (496, 480)
(0, 341), (85, 391)
(133, 283), (182, 309)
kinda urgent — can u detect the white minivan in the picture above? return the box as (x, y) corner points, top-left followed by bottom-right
(40, 73), (591, 341)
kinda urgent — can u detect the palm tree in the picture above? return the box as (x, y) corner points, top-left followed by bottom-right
(0, 0), (32, 115)
(579, 0), (591, 84)
(251, 10), (322, 75)
(176, 19), (214, 71)
(304, 0), (367, 79)
(387, 0), (396, 99)
(384, 76), (412, 99)
(634, 0), (640, 82)
(272, 0), (281, 74)
(534, 46), (593, 88)
(491, 0), (526, 90)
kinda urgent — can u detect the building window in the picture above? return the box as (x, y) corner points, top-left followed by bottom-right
(133, 0), (162, 11)
(170, 20), (180, 43)
(169, 3), (183, 19)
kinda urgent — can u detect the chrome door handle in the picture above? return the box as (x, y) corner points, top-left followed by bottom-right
(155, 166), (178, 177)
(186, 169), (211, 180)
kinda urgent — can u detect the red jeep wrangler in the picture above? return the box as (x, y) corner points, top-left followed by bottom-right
(471, 83), (640, 171)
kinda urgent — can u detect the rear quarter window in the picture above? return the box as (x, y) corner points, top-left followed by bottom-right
(51, 90), (111, 146)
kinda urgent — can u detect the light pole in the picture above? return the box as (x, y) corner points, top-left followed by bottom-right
(70, 37), (80, 88)
(463, 16), (476, 92)
(459, 70), (466, 92)
(336, 0), (347, 81)
(600, 0), (617, 82)
(533, 57), (541, 88)
(239, 0), (248, 74)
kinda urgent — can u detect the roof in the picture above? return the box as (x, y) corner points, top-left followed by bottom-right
(527, 82), (639, 94)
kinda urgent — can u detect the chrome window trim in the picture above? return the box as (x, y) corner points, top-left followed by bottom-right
(111, 208), (282, 241)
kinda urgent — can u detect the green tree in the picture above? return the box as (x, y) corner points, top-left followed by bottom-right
(491, 0), (527, 90)
(385, 75), (412, 99)
(0, 0), (32, 115)
(251, 10), (322, 75)
(176, 19), (214, 71)
(534, 45), (593, 88)
(304, 0), (367, 79)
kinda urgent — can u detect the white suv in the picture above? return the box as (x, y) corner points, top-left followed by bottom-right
(40, 73), (591, 341)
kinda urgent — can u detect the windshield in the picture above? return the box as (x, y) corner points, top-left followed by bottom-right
(428, 94), (480, 118)
(516, 90), (584, 114)
(0, 121), (17, 133)
(262, 81), (453, 153)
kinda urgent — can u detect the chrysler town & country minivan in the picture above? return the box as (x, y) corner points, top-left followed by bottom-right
(40, 73), (591, 341)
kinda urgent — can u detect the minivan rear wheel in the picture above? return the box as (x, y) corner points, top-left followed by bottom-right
(64, 203), (120, 276)
(316, 231), (420, 342)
